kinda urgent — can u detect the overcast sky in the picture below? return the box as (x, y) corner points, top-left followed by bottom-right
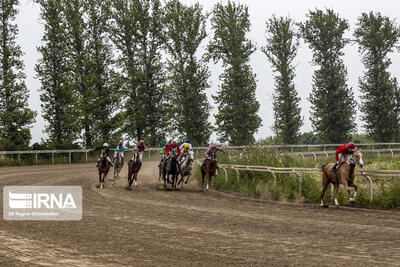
(15, 0), (400, 144)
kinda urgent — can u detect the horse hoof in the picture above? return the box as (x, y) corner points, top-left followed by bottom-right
(320, 204), (329, 208)
(134, 182), (138, 187)
(96, 184), (100, 188)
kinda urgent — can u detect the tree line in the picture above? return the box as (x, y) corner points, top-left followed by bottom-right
(1, 0), (400, 150)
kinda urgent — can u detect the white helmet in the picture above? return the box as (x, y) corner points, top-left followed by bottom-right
(103, 143), (109, 147)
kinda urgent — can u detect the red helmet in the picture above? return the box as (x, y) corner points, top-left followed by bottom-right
(118, 142), (123, 147)
(140, 140), (144, 145)
(348, 142), (355, 148)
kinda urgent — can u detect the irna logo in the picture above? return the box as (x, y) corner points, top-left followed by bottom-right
(9, 192), (77, 209)
(4, 186), (82, 221)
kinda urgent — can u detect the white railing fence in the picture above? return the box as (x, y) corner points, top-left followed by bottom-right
(2, 143), (400, 165)
(209, 163), (400, 201)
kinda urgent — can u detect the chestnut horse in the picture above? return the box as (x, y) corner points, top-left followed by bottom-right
(97, 149), (110, 189)
(320, 149), (364, 207)
(201, 147), (218, 191)
(127, 150), (141, 190)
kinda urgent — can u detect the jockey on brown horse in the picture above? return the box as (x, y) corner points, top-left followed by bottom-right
(321, 142), (364, 207)
(94, 143), (113, 167)
(201, 141), (223, 169)
(128, 140), (146, 169)
(331, 142), (356, 171)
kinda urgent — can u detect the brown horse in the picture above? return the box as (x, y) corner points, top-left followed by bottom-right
(97, 149), (110, 189)
(320, 149), (364, 207)
(201, 147), (218, 191)
(127, 150), (141, 190)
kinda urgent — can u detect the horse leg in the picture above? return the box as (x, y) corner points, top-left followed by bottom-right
(349, 180), (357, 202)
(127, 170), (132, 190)
(201, 170), (205, 192)
(333, 183), (340, 207)
(100, 173), (104, 189)
(97, 173), (101, 188)
(320, 171), (330, 207)
(343, 180), (352, 202)
(206, 173), (210, 191)
(134, 172), (138, 186)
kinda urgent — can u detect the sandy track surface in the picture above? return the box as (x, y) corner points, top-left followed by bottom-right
(1, 162), (400, 266)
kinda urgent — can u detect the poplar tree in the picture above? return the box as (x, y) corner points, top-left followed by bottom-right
(163, 0), (211, 146)
(36, 0), (80, 147)
(111, 0), (166, 146)
(0, 0), (35, 149)
(63, 0), (92, 146)
(262, 16), (302, 144)
(208, 1), (261, 145)
(299, 9), (356, 143)
(86, 0), (122, 145)
(354, 12), (400, 141)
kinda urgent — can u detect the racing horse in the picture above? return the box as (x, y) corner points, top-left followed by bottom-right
(127, 150), (140, 190)
(164, 147), (179, 190)
(113, 150), (123, 179)
(177, 150), (194, 190)
(97, 149), (110, 189)
(320, 149), (364, 207)
(201, 147), (218, 191)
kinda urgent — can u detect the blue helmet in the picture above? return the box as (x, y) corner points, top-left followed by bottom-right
(164, 143), (169, 147)
(186, 138), (191, 143)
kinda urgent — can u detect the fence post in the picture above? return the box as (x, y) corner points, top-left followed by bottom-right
(389, 149), (393, 158)
(35, 153), (38, 165)
(293, 170), (302, 194)
(312, 152), (317, 162)
(69, 152), (72, 164)
(233, 168), (240, 182)
(52, 152), (55, 164)
(148, 150), (151, 159)
(220, 167), (228, 184)
(85, 152), (88, 163)
(299, 152), (304, 161)
(361, 172), (373, 201)
(18, 153), (21, 164)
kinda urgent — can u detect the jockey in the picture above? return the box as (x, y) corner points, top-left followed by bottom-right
(114, 141), (128, 164)
(166, 141), (181, 157)
(135, 140), (146, 168)
(94, 143), (113, 167)
(179, 138), (192, 150)
(332, 142), (356, 170)
(165, 141), (182, 172)
(202, 141), (223, 168)
(157, 142), (169, 168)
(179, 143), (192, 165)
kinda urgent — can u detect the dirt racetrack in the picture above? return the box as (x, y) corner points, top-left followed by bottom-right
(1, 162), (400, 266)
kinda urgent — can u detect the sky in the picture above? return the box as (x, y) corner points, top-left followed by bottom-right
(14, 0), (400, 144)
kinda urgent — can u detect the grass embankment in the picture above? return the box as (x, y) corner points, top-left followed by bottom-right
(195, 147), (400, 208)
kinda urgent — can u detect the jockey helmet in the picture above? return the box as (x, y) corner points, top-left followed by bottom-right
(103, 143), (109, 147)
(348, 142), (355, 148)
(118, 142), (123, 147)
(186, 138), (191, 143)
(165, 143), (169, 147)
(140, 140), (144, 144)
(185, 143), (190, 149)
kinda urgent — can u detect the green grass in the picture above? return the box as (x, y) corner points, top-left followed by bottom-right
(195, 147), (400, 208)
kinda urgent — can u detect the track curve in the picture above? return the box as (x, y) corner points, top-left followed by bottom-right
(1, 162), (399, 266)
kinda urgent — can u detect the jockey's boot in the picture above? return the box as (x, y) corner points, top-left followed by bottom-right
(201, 158), (208, 167)
(331, 162), (339, 172)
